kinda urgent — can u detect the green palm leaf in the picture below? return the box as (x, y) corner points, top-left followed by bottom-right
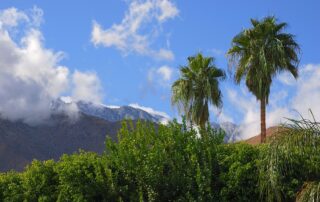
(228, 16), (300, 143)
(171, 53), (225, 128)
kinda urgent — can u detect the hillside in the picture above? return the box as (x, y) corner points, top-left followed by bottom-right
(245, 126), (284, 145)
(0, 113), (121, 172)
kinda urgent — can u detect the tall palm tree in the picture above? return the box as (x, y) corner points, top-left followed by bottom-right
(171, 53), (225, 129)
(227, 16), (300, 143)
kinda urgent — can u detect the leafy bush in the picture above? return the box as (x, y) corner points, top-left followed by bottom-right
(105, 119), (225, 201)
(55, 151), (115, 202)
(258, 117), (320, 202)
(0, 171), (24, 202)
(23, 160), (58, 202)
(8, 118), (320, 201)
(217, 143), (260, 201)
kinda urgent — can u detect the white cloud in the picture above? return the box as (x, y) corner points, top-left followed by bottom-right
(0, 6), (43, 30)
(277, 72), (296, 86)
(209, 106), (234, 123)
(147, 65), (175, 87)
(227, 64), (320, 139)
(157, 65), (173, 81)
(0, 7), (28, 28)
(91, 0), (178, 60)
(72, 71), (103, 103)
(154, 48), (174, 61)
(129, 103), (170, 124)
(0, 7), (103, 124)
(156, 0), (179, 22)
(291, 64), (320, 120)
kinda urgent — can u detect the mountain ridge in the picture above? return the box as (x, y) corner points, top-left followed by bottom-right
(0, 98), (244, 171)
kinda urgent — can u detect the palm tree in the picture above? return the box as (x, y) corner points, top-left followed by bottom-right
(227, 16), (300, 143)
(171, 53), (225, 129)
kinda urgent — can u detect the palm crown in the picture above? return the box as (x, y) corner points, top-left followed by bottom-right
(228, 16), (299, 102)
(172, 53), (225, 128)
(228, 16), (300, 142)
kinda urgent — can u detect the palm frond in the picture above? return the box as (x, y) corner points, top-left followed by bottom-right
(259, 115), (320, 201)
(171, 53), (225, 128)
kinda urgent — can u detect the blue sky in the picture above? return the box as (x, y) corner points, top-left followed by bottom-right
(0, 0), (319, 138)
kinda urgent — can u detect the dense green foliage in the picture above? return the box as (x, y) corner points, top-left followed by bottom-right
(258, 117), (320, 202)
(0, 118), (319, 201)
(0, 152), (114, 202)
(218, 143), (259, 201)
(105, 120), (225, 201)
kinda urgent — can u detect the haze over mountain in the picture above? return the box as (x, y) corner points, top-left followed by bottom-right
(0, 97), (246, 172)
(0, 99), (170, 172)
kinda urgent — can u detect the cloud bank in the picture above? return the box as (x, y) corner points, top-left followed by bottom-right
(223, 64), (320, 139)
(0, 7), (102, 124)
(91, 0), (178, 60)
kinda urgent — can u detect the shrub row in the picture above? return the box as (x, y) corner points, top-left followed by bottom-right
(0, 120), (308, 201)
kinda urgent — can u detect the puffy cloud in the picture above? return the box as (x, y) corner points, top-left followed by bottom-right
(154, 48), (174, 61)
(209, 106), (234, 123)
(0, 7), (28, 28)
(0, 7), (103, 124)
(91, 0), (178, 60)
(277, 72), (296, 86)
(157, 65), (173, 81)
(147, 65), (175, 87)
(71, 71), (103, 103)
(156, 0), (179, 22)
(227, 64), (320, 139)
(291, 64), (320, 120)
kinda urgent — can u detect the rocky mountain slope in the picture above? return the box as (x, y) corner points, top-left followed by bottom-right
(211, 122), (241, 143)
(0, 98), (247, 171)
(52, 98), (169, 123)
(0, 113), (122, 172)
(0, 98), (172, 171)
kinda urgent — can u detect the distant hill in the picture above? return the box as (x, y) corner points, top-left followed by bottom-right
(52, 98), (170, 124)
(211, 122), (241, 143)
(0, 113), (123, 172)
(0, 99), (169, 172)
(245, 126), (284, 145)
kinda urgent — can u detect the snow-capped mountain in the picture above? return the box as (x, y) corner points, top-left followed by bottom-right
(52, 97), (170, 124)
(211, 122), (241, 143)
(52, 97), (242, 142)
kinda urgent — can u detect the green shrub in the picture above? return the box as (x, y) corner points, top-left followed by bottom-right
(0, 171), (24, 202)
(3, 119), (308, 201)
(258, 118), (320, 202)
(217, 143), (260, 202)
(105, 119), (225, 201)
(22, 160), (58, 202)
(55, 151), (115, 202)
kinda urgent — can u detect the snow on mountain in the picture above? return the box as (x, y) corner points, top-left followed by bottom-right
(128, 103), (170, 124)
(53, 97), (170, 124)
(53, 97), (242, 141)
(211, 122), (241, 143)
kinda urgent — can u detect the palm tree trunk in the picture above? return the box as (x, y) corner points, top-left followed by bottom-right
(260, 97), (267, 143)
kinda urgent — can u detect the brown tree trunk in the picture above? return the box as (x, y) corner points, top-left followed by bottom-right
(260, 97), (267, 143)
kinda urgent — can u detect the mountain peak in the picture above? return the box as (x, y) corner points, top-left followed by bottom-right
(53, 98), (170, 124)
(211, 121), (241, 143)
